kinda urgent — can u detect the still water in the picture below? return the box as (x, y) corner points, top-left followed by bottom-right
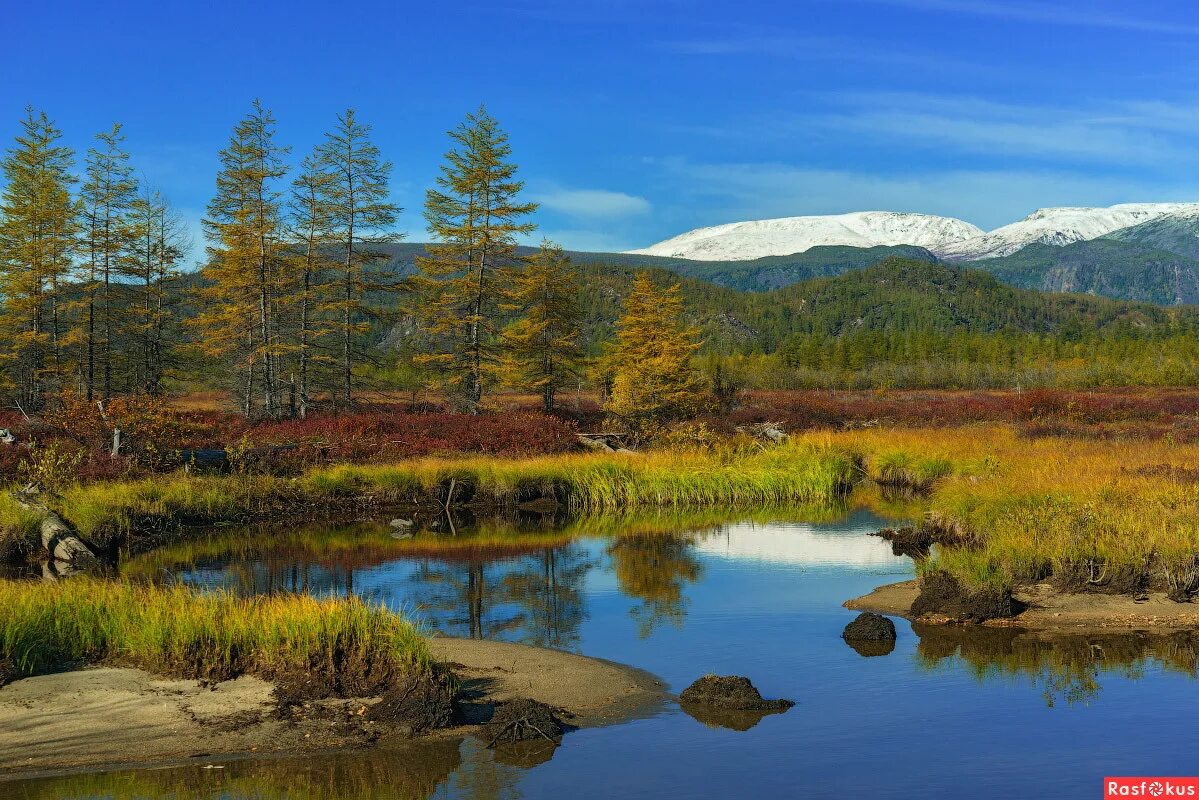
(9, 507), (1199, 799)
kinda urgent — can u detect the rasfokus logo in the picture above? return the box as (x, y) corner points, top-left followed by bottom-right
(1106, 778), (1199, 797)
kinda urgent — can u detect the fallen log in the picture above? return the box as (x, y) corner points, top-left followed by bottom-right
(11, 489), (101, 573)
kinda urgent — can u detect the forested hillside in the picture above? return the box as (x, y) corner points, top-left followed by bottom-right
(964, 240), (1199, 305)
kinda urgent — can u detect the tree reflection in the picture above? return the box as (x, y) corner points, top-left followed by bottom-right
(914, 623), (1199, 707)
(608, 533), (703, 638)
(406, 544), (594, 648)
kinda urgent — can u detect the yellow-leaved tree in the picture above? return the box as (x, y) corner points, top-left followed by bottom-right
(500, 241), (583, 413)
(603, 273), (706, 434)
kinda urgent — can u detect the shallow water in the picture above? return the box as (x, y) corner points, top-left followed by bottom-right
(10, 507), (1199, 799)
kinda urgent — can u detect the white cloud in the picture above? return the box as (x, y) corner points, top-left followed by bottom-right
(534, 187), (651, 219)
(671, 91), (1199, 167)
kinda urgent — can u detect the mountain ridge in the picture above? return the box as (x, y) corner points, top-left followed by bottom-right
(631, 202), (1199, 264)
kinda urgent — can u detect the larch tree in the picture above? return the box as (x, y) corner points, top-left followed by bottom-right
(314, 109), (399, 409)
(500, 240), (583, 413)
(0, 108), (78, 412)
(123, 187), (186, 394)
(287, 152), (337, 417)
(414, 106), (536, 414)
(603, 273), (706, 433)
(193, 100), (289, 416)
(76, 123), (137, 400)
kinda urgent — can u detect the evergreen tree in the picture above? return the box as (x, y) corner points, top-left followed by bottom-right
(0, 108), (77, 411)
(123, 187), (186, 394)
(287, 151), (337, 417)
(77, 123), (137, 400)
(414, 106), (536, 414)
(314, 109), (399, 409)
(604, 273), (705, 432)
(500, 240), (583, 412)
(193, 100), (289, 416)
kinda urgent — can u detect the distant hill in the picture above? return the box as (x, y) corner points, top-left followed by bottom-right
(374, 250), (1198, 356)
(1104, 214), (1199, 260)
(962, 239), (1199, 306)
(770, 257), (1184, 337)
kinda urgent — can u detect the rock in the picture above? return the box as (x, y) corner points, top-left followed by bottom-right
(678, 675), (793, 712)
(389, 518), (414, 529)
(0, 429), (15, 445)
(483, 698), (564, 744)
(842, 612), (897, 642)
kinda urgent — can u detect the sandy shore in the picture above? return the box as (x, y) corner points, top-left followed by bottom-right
(0, 637), (668, 778)
(846, 579), (1199, 631)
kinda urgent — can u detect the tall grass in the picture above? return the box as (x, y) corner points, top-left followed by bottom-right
(0, 578), (432, 683)
(0, 443), (858, 551)
(816, 425), (1199, 596)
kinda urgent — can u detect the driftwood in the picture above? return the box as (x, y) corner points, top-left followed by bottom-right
(577, 433), (635, 454)
(11, 488), (101, 574)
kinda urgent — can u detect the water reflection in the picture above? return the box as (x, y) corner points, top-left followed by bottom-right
(406, 544), (595, 646)
(914, 623), (1199, 707)
(609, 533), (702, 637)
(6, 736), (466, 800)
(23, 507), (1193, 799)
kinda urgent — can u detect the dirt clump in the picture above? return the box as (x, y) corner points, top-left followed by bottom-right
(872, 526), (932, 559)
(363, 672), (460, 735)
(842, 612), (896, 641)
(482, 698), (564, 744)
(911, 572), (1022, 623)
(678, 675), (793, 712)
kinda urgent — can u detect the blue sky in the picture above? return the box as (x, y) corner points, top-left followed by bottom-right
(5, 0), (1199, 260)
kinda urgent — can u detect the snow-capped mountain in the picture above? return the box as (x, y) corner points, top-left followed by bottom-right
(626, 211), (983, 261)
(629, 203), (1199, 263)
(939, 203), (1199, 261)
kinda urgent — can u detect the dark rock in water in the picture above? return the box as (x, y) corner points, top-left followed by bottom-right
(842, 612), (897, 642)
(911, 572), (1021, 623)
(483, 698), (564, 745)
(679, 675), (794, 712)
(365, 672), (459, 735)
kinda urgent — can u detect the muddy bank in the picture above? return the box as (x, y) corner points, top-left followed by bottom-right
(846, 579), (1199, 631)
(0, 637), (667, 778)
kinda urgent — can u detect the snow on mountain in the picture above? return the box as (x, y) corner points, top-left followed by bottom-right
(940, 203), (1199, 261)
(626, 211), (983, 261)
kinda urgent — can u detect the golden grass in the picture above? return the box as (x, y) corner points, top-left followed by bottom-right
(0, 578), (432, 682)
(0, 443), (857, 550)
(808, 425), (1199, 593)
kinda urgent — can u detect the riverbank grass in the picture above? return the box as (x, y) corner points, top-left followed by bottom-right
(0, 579), (432, 685)
(819, 425), (1199, 599)
(0, 443), (858, 553)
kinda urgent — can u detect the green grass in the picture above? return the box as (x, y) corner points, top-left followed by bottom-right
(0, 578), (432, 684)
(866, 449), (953, 491)
(0, 493), (43, 557)
(0, 443), (858, 552)
(817, 425), (1199, 597)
